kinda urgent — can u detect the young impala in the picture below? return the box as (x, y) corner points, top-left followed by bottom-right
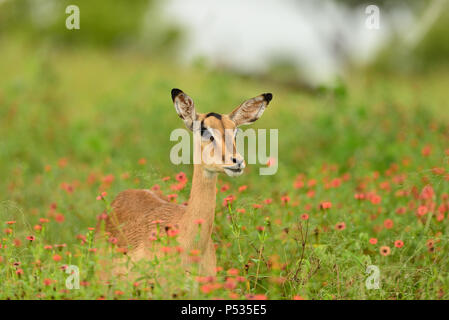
(103, 88), (273, 277)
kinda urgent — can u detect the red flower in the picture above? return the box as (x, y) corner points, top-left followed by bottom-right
(369, 238), (378, 245)
(421, 145), (432, 157)
(417, 206), (428, 217)
(175, 172), (187, 183)
(167, 229), (180, 237)
(52, 254), (62, 262)
(227, 268), (239, 276)
(26, 235), (36, 242)
(43, 278), (53, 286)
(300, 213), (309, 221)
(281, 195), (290, 204)
(54, 213), (65, 223)
(380, 246), (391, 256)
(167, 194), (178, 201)
(394, 240), (404, 248)
(320, 201), (332, 210)
(383, 219), (394, 229)
(222, 195), (236, 207)
(195, 219), (205, 225)
(335, 222), (346, 231)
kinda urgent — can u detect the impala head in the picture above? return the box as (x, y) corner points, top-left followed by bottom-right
(171, 88), (273, 177)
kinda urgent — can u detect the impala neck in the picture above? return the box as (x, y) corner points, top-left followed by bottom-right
(181, 165), (217, 250)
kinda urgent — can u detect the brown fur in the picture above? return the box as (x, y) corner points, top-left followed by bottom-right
(99, 89), (272, 278)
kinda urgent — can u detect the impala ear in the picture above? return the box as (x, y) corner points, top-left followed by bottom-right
(228, 93), (273, 126)
(171, 88), (197, 130)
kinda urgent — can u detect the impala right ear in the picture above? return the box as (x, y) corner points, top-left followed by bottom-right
(228, 93), (273, 127)
(171, 88), (197, 131)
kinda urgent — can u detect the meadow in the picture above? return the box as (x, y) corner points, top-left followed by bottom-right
(1, 38), (449, 299)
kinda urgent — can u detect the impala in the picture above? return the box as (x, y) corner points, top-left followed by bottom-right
(103, 88), (273, 277)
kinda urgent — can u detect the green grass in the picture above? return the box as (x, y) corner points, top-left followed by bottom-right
(1, 38), (449, 299)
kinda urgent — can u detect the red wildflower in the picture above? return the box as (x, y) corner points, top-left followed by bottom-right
(417, 206), (428, 217)
(335, 222), (346, 231)
(52, 254), (62, 262)
(394, 240), (404, 248)
(167, 229), (180, 237)
(320, 201), (332, 210)
(43, 278), (53, 286)
(281, 195), (290, 204)
(238, 185), (248, 192)
(175, 172), (187, 182)
(54, 213), (65, 223)
(380, 246), (391, 256)
(383, 219), (394, 229)
(227, 268), (239, 276)
(195, 219), (205, 225)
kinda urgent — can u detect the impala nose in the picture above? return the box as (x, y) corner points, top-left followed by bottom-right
(231, 157), (245, 168)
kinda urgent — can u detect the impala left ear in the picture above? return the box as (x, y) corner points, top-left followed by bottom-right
(171, 88), (197, 131)
(228, 93), (273, 126)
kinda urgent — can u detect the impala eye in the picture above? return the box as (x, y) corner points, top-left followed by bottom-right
(201, 128), (214, 142)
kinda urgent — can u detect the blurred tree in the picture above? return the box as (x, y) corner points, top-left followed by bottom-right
(0, 0), (179, 50)
(335, 0), (449, 70)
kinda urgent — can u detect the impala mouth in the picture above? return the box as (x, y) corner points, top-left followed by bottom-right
(224, 166), (244, 177)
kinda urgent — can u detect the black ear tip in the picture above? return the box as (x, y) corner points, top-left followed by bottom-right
(262, 93), (273, 103)
(171, 88), (183, 101)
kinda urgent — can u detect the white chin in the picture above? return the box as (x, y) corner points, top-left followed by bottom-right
(224, 168), (244, 177)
